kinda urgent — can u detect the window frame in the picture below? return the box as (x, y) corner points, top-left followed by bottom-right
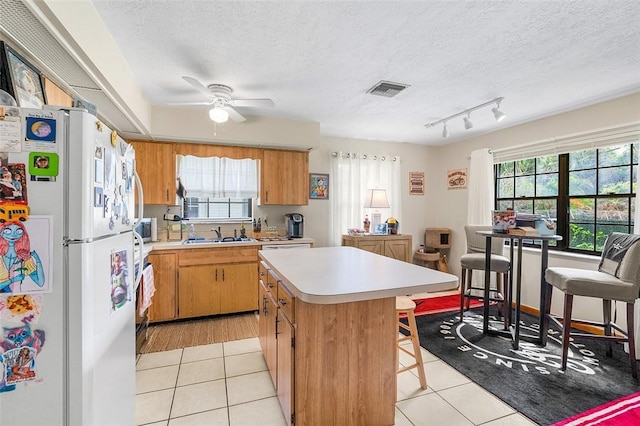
(182, 197), (253, 221)
(494, 143), (637, 255)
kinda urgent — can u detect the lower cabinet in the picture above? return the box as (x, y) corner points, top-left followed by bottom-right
(177, 247), (258, 319)
(341, 234), (412, 262)
(259, 260), (397, 425)
(276, 309), (294, 425)
(148, 252), (178, 323)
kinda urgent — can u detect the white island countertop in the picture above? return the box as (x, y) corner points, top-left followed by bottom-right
(259, 246), (458, 304)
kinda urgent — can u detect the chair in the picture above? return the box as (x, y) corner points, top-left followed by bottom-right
(544, 232), (640, 378)
(459, 225), (511, 326)
(396, 296), (427, 389)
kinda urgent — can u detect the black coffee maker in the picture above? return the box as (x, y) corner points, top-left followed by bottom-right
(285, 213), (304, 238)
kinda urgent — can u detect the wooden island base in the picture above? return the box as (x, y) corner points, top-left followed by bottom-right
(294, 297), (396, 425)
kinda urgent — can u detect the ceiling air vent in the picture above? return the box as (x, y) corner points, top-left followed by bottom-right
(366, 81), (410, 98)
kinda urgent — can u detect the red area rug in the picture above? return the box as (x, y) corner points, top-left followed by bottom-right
(552, 391), (640, 425)
(412, 294), (483, 317)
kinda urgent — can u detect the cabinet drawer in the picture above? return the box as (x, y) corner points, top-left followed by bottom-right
(277, 281), (295, 322)
(259, 261), (270, 291)
(179, 247), (258, 266)
(266, 268), (279, 293)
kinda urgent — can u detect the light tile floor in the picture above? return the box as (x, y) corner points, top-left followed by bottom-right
(135, 335), (538, 426)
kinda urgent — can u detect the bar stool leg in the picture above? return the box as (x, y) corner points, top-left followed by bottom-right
(397, 297), (427, 390)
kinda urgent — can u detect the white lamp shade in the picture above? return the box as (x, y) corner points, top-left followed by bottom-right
(492, 107), (506, 122)
(209, 107), (229, 123)
(363, 189), (390, 209)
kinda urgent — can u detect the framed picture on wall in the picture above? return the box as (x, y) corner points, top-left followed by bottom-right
(309, 173), (329, 199)
(0, 41), (46, 108)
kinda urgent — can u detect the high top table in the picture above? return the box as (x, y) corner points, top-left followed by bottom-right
(259, 246), (458, 426)
(477, 231), (562, 349)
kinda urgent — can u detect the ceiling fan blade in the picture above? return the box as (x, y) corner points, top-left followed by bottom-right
(225, 106), (246, 122)
(167, 101), (214, 106)
(182, 76), (211, 96)
(229, 98), (275, 108)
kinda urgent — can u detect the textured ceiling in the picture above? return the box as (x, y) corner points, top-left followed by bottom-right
(90, 0), (640, 145)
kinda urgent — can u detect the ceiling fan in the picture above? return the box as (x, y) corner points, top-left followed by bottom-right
(171, 76), (275, 123)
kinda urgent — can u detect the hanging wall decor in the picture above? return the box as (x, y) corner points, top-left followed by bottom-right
(447, 168), (467, 189)
(409, 172), (424, 195)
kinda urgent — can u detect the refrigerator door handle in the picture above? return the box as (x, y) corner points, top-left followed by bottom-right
(133, 231), (144, 289)
(132, 169), (144, 228)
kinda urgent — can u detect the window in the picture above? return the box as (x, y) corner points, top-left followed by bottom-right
(183, 197), (252, 220)
(495, 143), (637, 254)
(177, 155), (258, 220)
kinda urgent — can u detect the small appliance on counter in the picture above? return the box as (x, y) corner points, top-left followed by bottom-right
(285, 213), (304, 238)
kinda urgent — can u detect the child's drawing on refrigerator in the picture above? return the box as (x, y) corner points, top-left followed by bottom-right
(0, 215), (52, 294)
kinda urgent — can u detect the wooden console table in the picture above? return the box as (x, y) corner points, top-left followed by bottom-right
(341, 234), (412, 262)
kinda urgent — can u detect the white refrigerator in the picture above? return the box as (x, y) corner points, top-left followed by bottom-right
(0, 106), (142, 425)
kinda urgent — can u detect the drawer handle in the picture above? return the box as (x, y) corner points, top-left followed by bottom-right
(268, 283), (274, 288)
(278, 298), (287, 306)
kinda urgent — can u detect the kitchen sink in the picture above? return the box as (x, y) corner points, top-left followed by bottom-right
(182, 238), (256, 245)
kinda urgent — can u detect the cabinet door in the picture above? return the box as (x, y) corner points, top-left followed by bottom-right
(148, 252), (177, 322)
(261, 150), (309, 205)
(178, 265), (220, 318)
(277, 310), (295, 426)
(384, 240), (410, 262)
(220, 263), (259, 314)
(132, 141), (175, 204)
(258, 281), (269, 355)
(356, 240), (384, 256)
(265, 293), (278, 387)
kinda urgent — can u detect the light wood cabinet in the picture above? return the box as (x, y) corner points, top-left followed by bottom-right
(177, 247), (258, 319)
(259, 264), (279, 387)
(131, 141), (175, 205)
(341, 234), (412, 262)
(261, 149), (309, 205)
(148, 252), (178, 323)
(258, 259), (396, 425)
(277, 309), (294, 425)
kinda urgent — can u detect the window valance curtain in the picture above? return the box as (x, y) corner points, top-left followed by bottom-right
(492, 123), (640, 163)
(329, 152), (402, 247)
(177, 155), (258, 199)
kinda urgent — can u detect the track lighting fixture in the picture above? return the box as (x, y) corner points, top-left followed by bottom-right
(209, 106), (229, 123)
(492, 101), (506, 122)
(442, 122), (449, 138)
(463, 114), (473, 130)
(424, 97), (505, 138)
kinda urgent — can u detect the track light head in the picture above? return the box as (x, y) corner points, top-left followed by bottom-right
(442, 122), (449, 138)
(463, 114), (473, 130)
(492, 102), (506, 122)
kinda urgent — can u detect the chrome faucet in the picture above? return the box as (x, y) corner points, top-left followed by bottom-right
(212, 226), (222, 239)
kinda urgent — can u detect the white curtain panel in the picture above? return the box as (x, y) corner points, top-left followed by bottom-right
(177, 155), (258, 198)
(329, 152), (402, 247)
(467, 148), (495, 225)
(635, 162), (639, 235)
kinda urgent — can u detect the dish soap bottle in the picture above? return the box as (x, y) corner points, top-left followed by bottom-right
(188, 224), (196, 240)
(363, 215), (370, 233)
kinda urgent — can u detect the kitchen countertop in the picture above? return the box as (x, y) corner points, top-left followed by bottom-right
(145, 237), (315, 251)
(259, 246), (458, 304)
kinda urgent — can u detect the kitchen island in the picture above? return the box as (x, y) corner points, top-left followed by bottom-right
(259, 246), (458, 425)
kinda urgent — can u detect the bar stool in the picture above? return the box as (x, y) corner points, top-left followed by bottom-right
(396, 296), (427, 389)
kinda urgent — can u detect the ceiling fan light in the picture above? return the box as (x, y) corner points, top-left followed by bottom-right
(209, 107), (229, 123)
(463, 115), (473, 130)
(442, 123), (449, 138)
(492, 106), (506, 122)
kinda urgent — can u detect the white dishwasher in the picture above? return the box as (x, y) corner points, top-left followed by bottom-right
(261, 243), (311, 250)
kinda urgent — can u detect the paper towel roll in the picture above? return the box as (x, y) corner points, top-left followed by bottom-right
(151, 218), (158, 242)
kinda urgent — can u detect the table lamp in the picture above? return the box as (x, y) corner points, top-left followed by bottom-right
(363, 189), (390, 234)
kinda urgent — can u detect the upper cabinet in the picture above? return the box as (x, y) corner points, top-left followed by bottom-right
(261, 149), (309, 205)
(130, 141), (309, 206)
(131, 141), (176, 205)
